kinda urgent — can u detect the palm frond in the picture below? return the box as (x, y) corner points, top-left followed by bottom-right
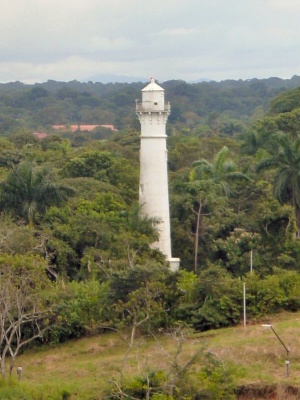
(256, 158), (280, 173)
(273, 169), (292, 204)
(214, 146), (229, 177)
(226, 171), (251, 181)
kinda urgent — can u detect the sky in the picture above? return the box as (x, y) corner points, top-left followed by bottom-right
(1, 0), (300, 84)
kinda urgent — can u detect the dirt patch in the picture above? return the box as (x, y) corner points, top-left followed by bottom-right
(236, 384), (300, 399)
(87, 344), (106, 353)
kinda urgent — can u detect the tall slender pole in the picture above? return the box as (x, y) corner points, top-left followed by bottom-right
(243, 282), (246, 327)
(262, 324), (290, 377)
(250, 250), (253, 274)
(270, 326), (290, 377)
(270, 326), (289, 355)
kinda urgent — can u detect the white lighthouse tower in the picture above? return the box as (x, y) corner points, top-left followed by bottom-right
(136, 78), (180, 272)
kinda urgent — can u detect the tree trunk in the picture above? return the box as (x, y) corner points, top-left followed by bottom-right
(9, 356), (16, 375)
(295, 207), (300, 238)
(0, 354), (6, 377)
(193, 199), (203, 273)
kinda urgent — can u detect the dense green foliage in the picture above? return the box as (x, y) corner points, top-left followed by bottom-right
(2, 77), (300, 395)
(1, 75), (300, 135)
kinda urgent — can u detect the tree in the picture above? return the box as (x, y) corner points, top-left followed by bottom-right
(8, 130), (39, 149)
(0, 162), (74, 227)
(0, 254), (53, 376)
(44, 196), (160, 279)
(0, 214), (38, 255)
(187, 146), (249, 271)
(107, 263), (178, 329)
(269, 86), (300, 115)
(192, 146), (249, 196)
(257, 131), (300, 235)
(61, 151), (114, 180)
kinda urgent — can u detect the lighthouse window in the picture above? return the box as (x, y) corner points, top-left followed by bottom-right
(154, 102), (158, 105)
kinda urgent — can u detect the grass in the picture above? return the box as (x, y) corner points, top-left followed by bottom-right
(3, 311), (300, 399)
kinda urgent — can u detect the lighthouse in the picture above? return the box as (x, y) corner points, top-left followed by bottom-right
(136, 78), (180, 272)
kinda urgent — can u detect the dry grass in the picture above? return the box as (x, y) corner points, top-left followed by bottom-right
(11, 311), (300, 399)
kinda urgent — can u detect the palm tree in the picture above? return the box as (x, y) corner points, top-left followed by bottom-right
(0, 162), (74, 227)
(191, 146), (250, 195)
(188, 146), (249, 271)
(256, 132), (300, 235)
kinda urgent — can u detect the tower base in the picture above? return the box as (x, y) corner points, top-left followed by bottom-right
(168, 258), (180, 272)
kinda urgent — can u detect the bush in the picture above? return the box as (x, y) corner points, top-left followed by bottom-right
(117, 370), (166, 399)
(0, 379), (72, 400)
(177, 267), (243, 331)
(246, 270), (300, 317)
(45, 280), (109, 344)
(178, 267), (300, 331)
(196, 353), (236, 400)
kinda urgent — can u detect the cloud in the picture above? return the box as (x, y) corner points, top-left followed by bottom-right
(1, 0), (300, 83)
(154, 28), (199, 37)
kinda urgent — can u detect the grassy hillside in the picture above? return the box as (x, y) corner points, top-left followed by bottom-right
(3, 311), (300, 399)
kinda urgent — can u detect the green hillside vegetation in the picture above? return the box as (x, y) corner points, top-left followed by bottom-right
(1, 78), (300, 398)
(2, 312), (300, 399)
(1, 75), (300, 135)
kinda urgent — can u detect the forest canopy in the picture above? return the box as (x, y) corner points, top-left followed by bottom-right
(1, 77), (300, 382)
(1, 75), (300, 136)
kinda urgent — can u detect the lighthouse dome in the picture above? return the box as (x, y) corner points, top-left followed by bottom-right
(141, 78), (165, 110)
(141, 77), (164, 92)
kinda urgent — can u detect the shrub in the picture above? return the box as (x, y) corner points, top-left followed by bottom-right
(45, 280), (109, 344)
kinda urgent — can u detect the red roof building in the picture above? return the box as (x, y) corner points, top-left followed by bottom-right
(52, 124), (117, 132)
(33, 132), (48, 139)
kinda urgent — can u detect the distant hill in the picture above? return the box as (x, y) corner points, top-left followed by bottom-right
(84, 73), (146, 83)
(188, 78), (212, 83)
(0, 75), (300, 133)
